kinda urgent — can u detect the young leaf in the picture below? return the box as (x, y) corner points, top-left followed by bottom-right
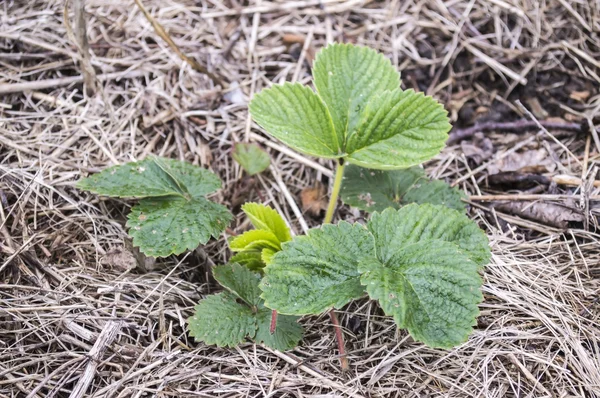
(241, 203), (292, 243)
(313, 43), (400, 138)
(260, 222), (375, 315)
(341, 165), (425, 212)
(230, 251), (264, 271)
(232, 142), (271, 176)
(76, 157), (187, 199)
(187, 291), (256, 348)
(358, 241), (482, 348)
(345, 89), (451, 169)
(249, 82), (342, 158)
(127, 197), (231, 257)
(261, 247), (277, 265)
(229, 229), (281, 252)
(213, 263), (262, 307)
(367, 204), (490, 266)
(341, 165), (466, 212)
(188, 264), (302, 350)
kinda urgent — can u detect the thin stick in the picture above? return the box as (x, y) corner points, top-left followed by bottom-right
(133, 0), (225, 87)
(269, 310), (278, 334)
(64, 0), (97, 96)
(329, 310), (349, 372)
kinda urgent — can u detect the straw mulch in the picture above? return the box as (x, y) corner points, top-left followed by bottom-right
(1, 0), (599, 397)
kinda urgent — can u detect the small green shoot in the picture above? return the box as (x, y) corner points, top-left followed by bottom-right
(341, 165), (467, 213)
(232, 142), (271, 176)
(77, 156), (231, 257)
(187, 263), (303, 350)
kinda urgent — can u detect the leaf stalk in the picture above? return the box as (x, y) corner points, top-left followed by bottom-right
(324, 159), (345, 224)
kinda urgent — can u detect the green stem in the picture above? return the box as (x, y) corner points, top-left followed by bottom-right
(324, 160), (345, 224)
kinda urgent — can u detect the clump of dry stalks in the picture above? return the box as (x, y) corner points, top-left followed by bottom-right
(1, 0), (599, 396)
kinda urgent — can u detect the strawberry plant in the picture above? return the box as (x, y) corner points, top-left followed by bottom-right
(77, 155), (231, 257)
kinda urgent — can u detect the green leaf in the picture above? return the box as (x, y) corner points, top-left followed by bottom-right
(154, 157), (222, 198)
(260, 222), (375, 315)
(358, 241), (482, 348)
(241, 203), (292, 243)
(255, 309), (303, 351)
(229, 230), (281, 252)
(76, 157), (186, 199)
(341, 165), (425, 212)
(232, 142), (271, 176)
(403, 180), (467, 212)
(341, 165), (466, 212)
(127, 197), (231, 257)
(345, 89), (451, 170)
(230, 251), (265, 271)
(261, 247), (277, 265)
(249, 82), (342, 158)
(367, 204), (490, 267)
(213, 263), (262, 307)
(313, 43), (400, 138)
(187, 291), (256, 348)
(188, 264), (303, 350)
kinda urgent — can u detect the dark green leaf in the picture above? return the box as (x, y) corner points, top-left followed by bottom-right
(232, 142), (271, 176)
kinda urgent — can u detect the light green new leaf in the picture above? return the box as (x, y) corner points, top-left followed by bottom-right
(241, 203), (292, 243)
(403, 179), (467, 212)
(229, 229), (281, 252)
(261, 247), (277, 265)
(367, 204), (490, 268)
(313, 43), (400, 138)
(249, 82), (342, 158)
(255, 309), (303, 351)
(260, 222), (375, 315)
(345, 89), (451, 169)
(230, 251), (264, 271)
(127, 197), (231, 257)
(213, 263), (262, 307)
(76, 157), (186, 199)
(187, 291), (256, 348)
(232, 142), (271, 176)
(341, 165), (425, 212)
(359, 241), (482, 348)
(341, 165), (466, 212)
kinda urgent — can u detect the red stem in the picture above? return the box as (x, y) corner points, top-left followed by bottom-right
(329, 310), (349, 371)
(270, 310), (278, 334)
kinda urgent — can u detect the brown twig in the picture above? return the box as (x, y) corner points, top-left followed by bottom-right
(448, 119), (587, 144)
(133, 0), (225, 88)
(64, 0), (97, 96)
(269, 310), (278, 334)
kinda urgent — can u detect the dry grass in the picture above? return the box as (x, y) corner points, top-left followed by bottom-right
(1, 0), (600, 396)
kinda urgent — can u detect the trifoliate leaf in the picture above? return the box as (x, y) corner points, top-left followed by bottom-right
(241, 203), (292, 243)
(367, 204), (490, 268)
(341, 165), (425, 212)
(230, 251), (264, 271)
(76, 157), (186, 199)
(232, 142), (271, 176)
(154, 157), (222, 198)
(260, 222), (375, 315)
(341, 165), (466, 212)
(313, 43), (400, 138)
(358, 241), (482, 348)
(127, 197), (231, 257)
(188, 264), (302, 350)
(229, 230), (281, 252)
(255, 308), (303, 351)
(187, 291), (256, 348)
(213, 263), (262, 307)
(345, 89), (451, 170)
(403, 180), (467, 212)
(249, 82), (342, 158)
